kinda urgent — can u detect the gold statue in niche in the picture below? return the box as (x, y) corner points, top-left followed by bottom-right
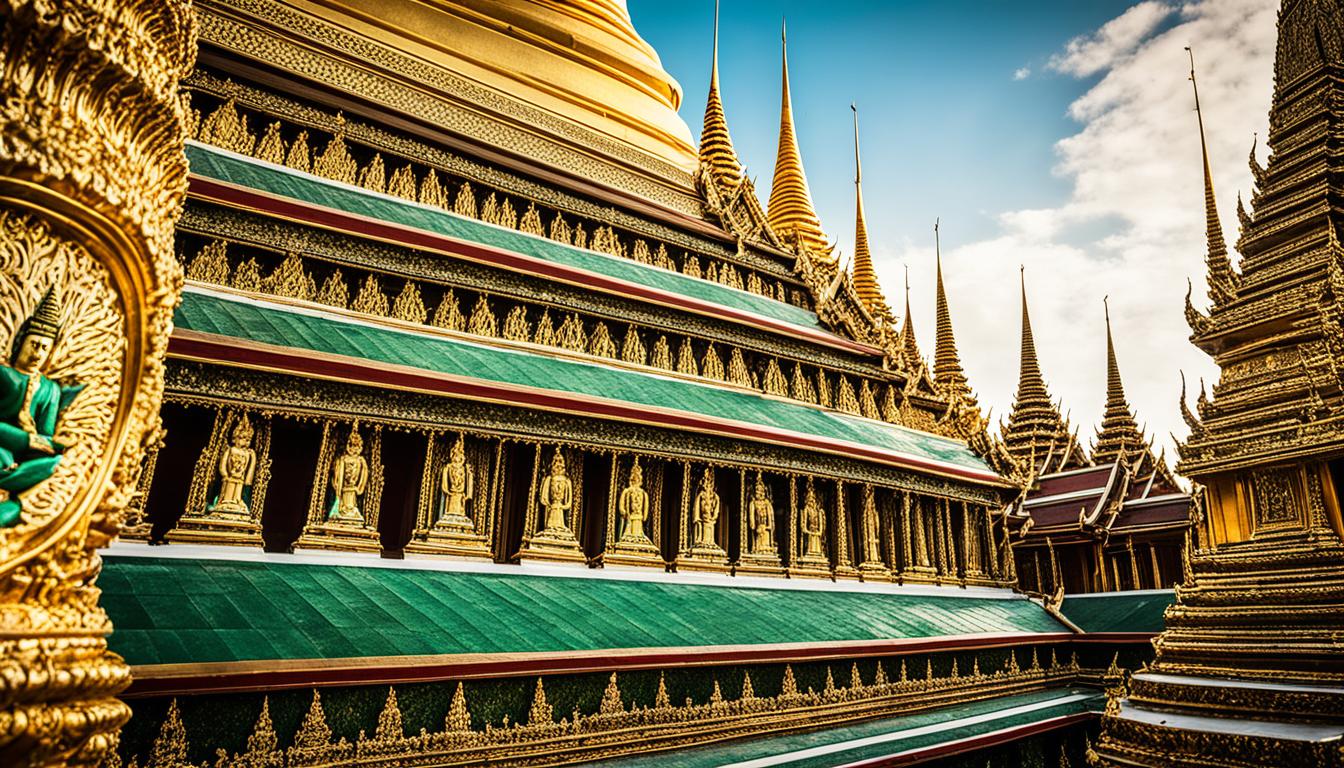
(209, 416), (256, 516)
(617, 458), (651, 544)
(861, 485), (883, 565)
(435, 433), (473, 530)
(749, 474), (775, 554)
(801, 479), (826, 558)
(0, 288), (78, 527)
(329, 426), (369, 524)
(693, 468), (721, 548)
(538, 449), (573, 532)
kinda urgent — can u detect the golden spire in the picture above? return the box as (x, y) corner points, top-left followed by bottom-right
(932, 221), (972, 404)
(850, 103), (886, 314)
(766, 20), (831, 256)
(1093, 298), (1147, 464)
(1003, 269), (1085, 473)
(1187, 46), (1238, 309)
(699, 0), (742, 189)
(897, 265), (922, 367)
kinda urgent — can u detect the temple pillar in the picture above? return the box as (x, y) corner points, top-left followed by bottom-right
(0, 0), (196, 763)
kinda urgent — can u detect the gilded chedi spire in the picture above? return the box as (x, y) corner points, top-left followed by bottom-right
(699, 0), (742, 189)
(1092, 299), (1149, 464)
(897, 266), (923, 368)
(932, 221), (973, 405)
(1003, 270), (1086, 474)
(850, 104), (887, 315)
(766, 21), (831, 256)
(1187, 47), (1238, 310)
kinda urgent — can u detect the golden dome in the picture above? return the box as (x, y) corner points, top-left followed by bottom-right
(305, 0), (699, 174)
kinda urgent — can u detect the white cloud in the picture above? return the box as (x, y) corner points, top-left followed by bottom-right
(1048, 1), (1176, 77)
(880, 0), (1277, 469)
(1014, 66), (1032, 81)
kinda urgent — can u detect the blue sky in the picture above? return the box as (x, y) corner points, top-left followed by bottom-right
(628, 1), (1279, 466)
(632, 0), (1140, 248)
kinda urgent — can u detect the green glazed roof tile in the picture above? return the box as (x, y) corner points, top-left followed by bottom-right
(104, 555), (1066, 667)
(1059, 590), (1174, 633)
(174, 289), (993, 475)
(186, 143), (824, 332)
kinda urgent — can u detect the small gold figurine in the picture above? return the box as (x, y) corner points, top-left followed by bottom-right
(749, 474), (775, 554)
(538, 449), (573, 532)
(0, 287), (78, 527)
(801, 479), (825, 558)
(862, 486), (883, 564)
(329, 425), (369, 524)
(693, 468), (721, 548)
(617, 458), (652, 544)
(209, 416), (256, 516)
(435, 433), (473, 529)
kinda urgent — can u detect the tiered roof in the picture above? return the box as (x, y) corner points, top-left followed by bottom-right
(766, 23), (831, 257)
(933, 226), (974, 408)
(1002, 274), (1087, 475)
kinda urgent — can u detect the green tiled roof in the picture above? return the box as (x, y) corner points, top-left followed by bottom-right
(101, 555), (1065, 667)
(1059, 590), (1174, 634)
(186, 143), (825, 332)
(175, 289), (993, 474)
(595, 688), (1101, 767)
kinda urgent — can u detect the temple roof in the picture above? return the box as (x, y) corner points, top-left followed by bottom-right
(1058, 590), (1175, 634)
(172, 287), (997, 481)
(100, 550), (1064, 672)
(1092, 303), (1166, 482)
(1002, 274), (1088, 475)
(698, 0), (742, 190)
(765, 23), (831, 258)
(897, 271), (924, 370)
(1016, 459), (1190, 541)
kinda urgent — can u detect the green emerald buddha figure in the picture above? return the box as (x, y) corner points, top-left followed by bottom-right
(0, 288), (78, 527)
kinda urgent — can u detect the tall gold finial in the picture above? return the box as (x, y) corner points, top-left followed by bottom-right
(1002, 269), (1086, 473)
(896, 263), (922, 369)
(1187, 46), (1238, 309)
(932, 220), (972, 404)
(850, 103), (885, 314)
(766, 20), (831, 257)
(699, 0), (743, 189)
(1093, 298), (1149, 465)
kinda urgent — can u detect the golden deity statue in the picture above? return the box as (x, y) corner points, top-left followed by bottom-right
(749, 474), (775, 554)
(435, 433), (473, 530)
(861, 486), (882, 564)
(538, 449), (573, 532)
(801, 479), (825, 558)
(693, 468), (721, 548)
(0, 288), (77, 527)
(617, 458), (651, 544)
(209, 416), (256, 516)
(329, 426), (369, 524)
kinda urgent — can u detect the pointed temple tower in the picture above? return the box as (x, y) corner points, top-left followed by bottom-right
(849, 105), (889, 318)
(1002, 273), (1088, 476)
(1012, 304), (1191, 595)
(766, 22), (831, 257)
(932, 223), (975, 409)
(698, 0), (742, 191)
(1094, 3), (1344, 764)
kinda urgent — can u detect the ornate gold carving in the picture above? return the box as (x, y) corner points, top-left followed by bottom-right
(0, 0), (194, 761)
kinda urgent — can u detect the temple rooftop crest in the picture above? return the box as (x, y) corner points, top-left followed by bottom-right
(766, 20), (833, 259)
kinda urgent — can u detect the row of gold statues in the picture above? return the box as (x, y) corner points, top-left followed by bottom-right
(157, 408), (1000, 582)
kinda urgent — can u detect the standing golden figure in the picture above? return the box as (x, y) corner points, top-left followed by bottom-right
(617, 458), (651, 544)
(692, 468), (722, 549)
(539, 450), (574, 534)
(801, 480), (825, 559)
(329, 426), (369, 524)
(209, 416), (256, 516)
(749, 474), (775, 554)
(435, 433), (473, 530)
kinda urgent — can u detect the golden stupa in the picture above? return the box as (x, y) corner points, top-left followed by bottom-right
(297, 0), (699, 175)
